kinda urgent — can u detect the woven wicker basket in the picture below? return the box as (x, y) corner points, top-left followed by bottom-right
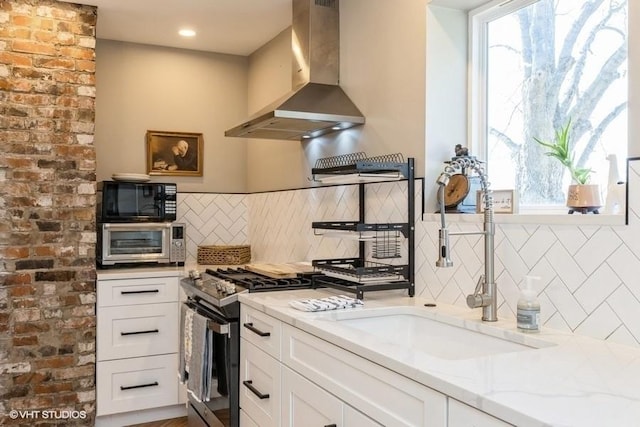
(197, 245), (251, 265)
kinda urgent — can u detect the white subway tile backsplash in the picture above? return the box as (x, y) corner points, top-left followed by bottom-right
(574, 303), (621, 341)
(606, 245), (640, 301)
(607, 286), (640, 343)
(545, 278), (588, 329)
(177, 160), (640, 348)
(607, 324), (639, 347)
(549, 226), (588, 255)
(574, 264), (621, 314)
(518, 226), (557, 269)
(574, 227), (622, 276)
(545, 241), (587, 292)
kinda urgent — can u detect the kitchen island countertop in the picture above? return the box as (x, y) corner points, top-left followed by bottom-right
(239, 288), (640, 427)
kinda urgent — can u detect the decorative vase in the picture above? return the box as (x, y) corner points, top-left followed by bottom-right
(566, 184), (603, 214)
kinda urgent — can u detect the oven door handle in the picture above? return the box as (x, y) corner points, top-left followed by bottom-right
(242, 380), (269, 399)
(207, 319), (229, 335)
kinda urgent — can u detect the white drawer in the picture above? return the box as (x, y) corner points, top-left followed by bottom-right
(98, 276), (179, 307)
(240, 409), (260, 427)
(96, 353), (179, 416)
(241, 305), (282, 360)
(282, 323), (447, 427)
(240, 338), (281, 427)
(97, 302), (179, 361)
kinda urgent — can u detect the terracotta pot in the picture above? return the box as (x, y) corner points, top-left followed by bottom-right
(566, 184), (603, 208)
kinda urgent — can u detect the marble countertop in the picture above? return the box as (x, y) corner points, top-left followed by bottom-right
(239, 288), (640, 427)
(95, 263), (235, 279)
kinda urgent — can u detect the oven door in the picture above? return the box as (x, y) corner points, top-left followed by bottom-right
(99, 222), (171, 265)
(184, 299), (239, 427)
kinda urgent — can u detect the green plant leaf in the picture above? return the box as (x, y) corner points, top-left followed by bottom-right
(533, 118), (592, 184)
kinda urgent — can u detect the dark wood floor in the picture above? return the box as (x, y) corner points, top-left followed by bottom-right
(128, 417), (188, 427)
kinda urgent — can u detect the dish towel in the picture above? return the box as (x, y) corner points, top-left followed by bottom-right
(289, 295), (363, 312)
(178, 303), (194, 383)
(179, 304), (213, 402)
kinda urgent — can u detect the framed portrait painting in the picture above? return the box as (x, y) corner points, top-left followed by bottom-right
(146, 130), (203, 177)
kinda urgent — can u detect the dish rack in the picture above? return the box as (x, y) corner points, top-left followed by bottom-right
(310, 153), (415, 299)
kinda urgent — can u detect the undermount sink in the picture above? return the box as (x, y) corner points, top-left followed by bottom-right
(324, 307), (553, 360)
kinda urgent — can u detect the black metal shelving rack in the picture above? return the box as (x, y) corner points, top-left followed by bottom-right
(310, 154), (415, 299)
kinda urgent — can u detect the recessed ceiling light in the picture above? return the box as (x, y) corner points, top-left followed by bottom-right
(179, 29), (196, 37)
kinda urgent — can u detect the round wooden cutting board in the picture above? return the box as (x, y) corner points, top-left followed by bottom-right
(444, 174), (470, 208)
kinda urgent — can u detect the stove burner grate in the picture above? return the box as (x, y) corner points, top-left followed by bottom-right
(206, 267), (314, 292)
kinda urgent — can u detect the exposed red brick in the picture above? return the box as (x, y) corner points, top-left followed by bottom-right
(13, 335), (38, 346)
(34, 355), (75, 370)
(2, 0), (97, 420)
(33, 246), (55, 256)
(14, 322), (51, 334)
(4, 247), (30, 259)
(5, 274), (32, 286)
(13, 372), (51, 385)
(75, 59), (95, 72)
(12, 40), (57, 56)
(9, 285), (36, 297)
(34, 381), (73, 394)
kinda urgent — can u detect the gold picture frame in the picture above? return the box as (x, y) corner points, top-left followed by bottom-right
(146, 130), (203, 177)
(476, 189), (516, 214)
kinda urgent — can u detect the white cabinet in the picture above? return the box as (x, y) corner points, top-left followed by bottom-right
(240, 409), (260, 427)
(281, 366), (342, 427)
(96, 273), (182, 417)
(240, 338), (282, 427)
(282, 366), (382, 427)
(448, 399), (513, 427)
(281, 322), (446, 427)
(240, 303), (446, 427)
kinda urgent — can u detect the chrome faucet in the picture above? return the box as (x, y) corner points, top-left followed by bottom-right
(435, 157), (497, 322)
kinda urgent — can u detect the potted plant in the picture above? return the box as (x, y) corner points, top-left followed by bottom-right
(534, 119), (602, 213)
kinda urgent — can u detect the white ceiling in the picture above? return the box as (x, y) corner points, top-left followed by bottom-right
(58, 0), (488, 56)
(57, 0), (292, 56)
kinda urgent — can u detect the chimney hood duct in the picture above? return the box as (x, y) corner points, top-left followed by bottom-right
(225, 0), (365, 141)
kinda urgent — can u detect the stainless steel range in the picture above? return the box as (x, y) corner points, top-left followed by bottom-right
(180, 268), (314, 427)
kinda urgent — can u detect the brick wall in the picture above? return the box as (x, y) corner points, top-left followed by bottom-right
(0, 0), (97, 424)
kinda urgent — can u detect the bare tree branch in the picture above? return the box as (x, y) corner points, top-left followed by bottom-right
(489, 127), (519, 152)
(576, 101), (627, 167)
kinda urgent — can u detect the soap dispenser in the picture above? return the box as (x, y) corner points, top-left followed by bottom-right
(517, 276), (540, 332)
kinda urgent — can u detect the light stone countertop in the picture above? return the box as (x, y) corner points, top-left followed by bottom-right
(96, 265), (186, 280)
(239, 288), (640, 427)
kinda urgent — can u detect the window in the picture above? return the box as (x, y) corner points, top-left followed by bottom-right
(470, 0), (628, 211)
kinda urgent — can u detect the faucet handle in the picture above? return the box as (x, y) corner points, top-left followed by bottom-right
(473, 274), (485, 295)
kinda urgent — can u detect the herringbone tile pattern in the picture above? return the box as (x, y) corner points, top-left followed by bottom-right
(177, 193), (249, 263)
(177, 161), (640, 348)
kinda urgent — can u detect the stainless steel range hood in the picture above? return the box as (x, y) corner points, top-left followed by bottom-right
(225, 0), (365, 141)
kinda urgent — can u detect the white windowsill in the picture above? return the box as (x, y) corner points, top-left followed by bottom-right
(422, 212), (627, 226)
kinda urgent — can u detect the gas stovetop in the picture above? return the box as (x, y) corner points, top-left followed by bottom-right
(180, 267), (316, 311)
(208, 267), (314, 293)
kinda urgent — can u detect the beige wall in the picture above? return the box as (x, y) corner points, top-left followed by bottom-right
(244, 0), (429, 192)
(95, 40), (248, 193)
(95, 0), (435, 193)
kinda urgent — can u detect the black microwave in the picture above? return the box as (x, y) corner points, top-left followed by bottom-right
(98, 181), (177, 223)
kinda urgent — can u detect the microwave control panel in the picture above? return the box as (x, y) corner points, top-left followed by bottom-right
(164, 184), (177, 220)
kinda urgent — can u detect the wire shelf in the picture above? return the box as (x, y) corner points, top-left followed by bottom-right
(313, 152), (369, 169)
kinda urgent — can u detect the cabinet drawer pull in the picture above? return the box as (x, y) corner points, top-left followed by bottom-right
(242, 380), (269, 399)
(324, 425), (337, 427)
(121, 329), (159, 336)
(243, 322), (270, 337)
(120, 289), (160, 295)
(120, 381), (159, 391)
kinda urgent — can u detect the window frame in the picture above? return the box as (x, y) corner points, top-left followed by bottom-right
(467, 0), (628, 215)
